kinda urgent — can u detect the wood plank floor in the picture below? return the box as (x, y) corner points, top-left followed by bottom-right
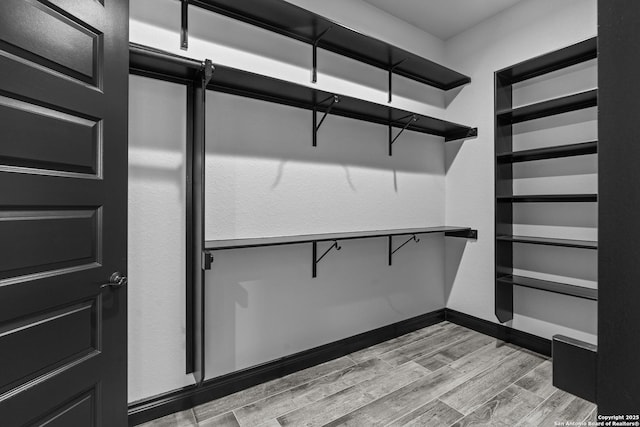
(136, 321), (596, 427)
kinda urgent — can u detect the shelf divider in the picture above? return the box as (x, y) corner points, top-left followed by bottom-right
(497, 89), (597, 124)
(497, 274), (597, 300)
(497, 194), (597, 203)
(497, 141), (597, 163)
(496, 235), (597, 250)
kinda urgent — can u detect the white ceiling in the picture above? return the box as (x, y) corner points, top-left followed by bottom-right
(361, 0), (524, 40)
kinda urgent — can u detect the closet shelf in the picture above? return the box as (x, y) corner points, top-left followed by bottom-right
(497, 194), (597, 203)
(205, 226), (477, 250)
(497, 274), (597, 300)
(129, 43), (477, 142)
(188, 0), (471, 91)
(497, 89), (597, 124)
(497, 141), (597, 163)
(497, 37), (597, 84)
(496, 235), (597, 249)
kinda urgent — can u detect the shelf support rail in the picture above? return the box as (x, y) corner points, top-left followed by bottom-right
(312, 27), (332, 83)
(180, 0), (189, 50)
(312, 240), (341, 278)
(388, 59), (407, 103)
(313, 95), (340, 147)
(389, 114), (418, 156)
(388, 234), (420, 265)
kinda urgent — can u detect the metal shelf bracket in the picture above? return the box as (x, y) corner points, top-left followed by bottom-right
(181, 0), (189, 50)
(445, 229), (478, 239)
(202, 251), (214, 270)
(312, 240), (341, 278)
(388, 59), (407, 103)
(313, 95), (340, 147)
(388, 234), (420, 265)
(389, 114), (418, 156)
(312, 27), (332, 83)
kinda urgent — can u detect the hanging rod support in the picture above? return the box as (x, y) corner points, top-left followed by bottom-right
(312, 27), (333, 83)
(313, 95), (340, 147)
(202, 251), (213, 270)
(200, 59), (214, 87)
(181, 0), (189, 50)
(389, 114), (418, 156)
(388, 59), (407, 103)
(312, 240), (341, 278)
(388, 234), (420, 265)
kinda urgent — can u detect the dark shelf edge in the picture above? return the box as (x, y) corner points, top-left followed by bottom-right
(496, 235), (597, 250)
(497, 141), (597, 163)
(206, 226), (475, 250)
(188, 0), (471, 91)
(497, 89), (598, 124)
(496, 37), (597, 84)
(496, 194), (597, 203)
(497, 274), (598, 300)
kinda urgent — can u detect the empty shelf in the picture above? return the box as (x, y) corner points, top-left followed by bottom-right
(497, 194), (597, 203)
(189, 0), (470, 91)
(497, 38), (597, 84)
(206, 226), (474, 250)
(497, 141), (597, 163)
(129, 43), (477, 142)
(497, 274), (598, 300)
(496, 235), (597, 249)
(497, 89), (597, 124)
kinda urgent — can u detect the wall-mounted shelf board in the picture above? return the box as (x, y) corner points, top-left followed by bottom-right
(205, 226), (475, 251)
(188, 0), (470, 91)
(497, 141), (597, 163)
(496, 235), (597, 250)
(497, 194), (597, 203)
(129, 43), (477, 142)
(497, 37), (597, 84)
(497, 89), (597, 124)
(497, 274), (598, 300)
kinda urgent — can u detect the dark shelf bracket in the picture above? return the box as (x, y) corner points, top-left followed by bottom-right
(388, 59), (407, 103)
(388, 234), (419, 265)
(312, 27), (332, 83)
(313, 95), (340, 147)
(181, 0), (189, 50)
(312, 240), (341, 278)
(388, 114), (418, 156)
(445, 229), (478, 239)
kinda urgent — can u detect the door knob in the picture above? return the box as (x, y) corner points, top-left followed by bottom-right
(101, 272), (127, 290)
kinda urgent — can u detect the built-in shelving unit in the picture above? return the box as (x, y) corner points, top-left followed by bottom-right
(494, 37), (598, 324)
(182, 0), (471, 99)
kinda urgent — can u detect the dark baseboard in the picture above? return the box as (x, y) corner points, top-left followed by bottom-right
(444, 308), (552, 357)
(128, 308), (445, 426)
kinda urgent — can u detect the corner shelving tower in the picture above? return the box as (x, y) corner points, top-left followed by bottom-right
(494, 37), (598, 324)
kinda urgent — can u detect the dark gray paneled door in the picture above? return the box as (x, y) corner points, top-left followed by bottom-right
(0, 0), (129, 425)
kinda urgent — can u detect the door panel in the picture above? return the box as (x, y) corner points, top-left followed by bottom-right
(0, 0), (128, 425)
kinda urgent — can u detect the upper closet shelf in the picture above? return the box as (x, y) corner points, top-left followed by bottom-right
(497, 37), (597, 84)
(186, 0), (471, 93)
(129, 43), (478, 143)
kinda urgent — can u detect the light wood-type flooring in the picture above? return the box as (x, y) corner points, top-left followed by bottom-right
(137, 321), (596, 427)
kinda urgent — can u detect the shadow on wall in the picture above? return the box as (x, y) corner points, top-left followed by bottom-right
(205, 90), (452, 175)
(204, 235), (447, 379)
(444, 237), (468, 305)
